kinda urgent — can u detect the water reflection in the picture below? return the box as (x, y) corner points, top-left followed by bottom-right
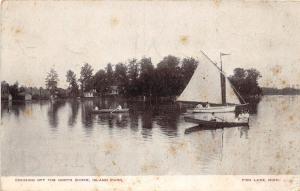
(245, 96), (261, 114)
(141, 110), (153, 139)
(8, 102), (26, 117)
(47, 100), (66, 128)
(79, 100), (94, 136)
(76, 100), (183, 138)
(240, 126), (249, 139)
(10, 96), (300, 176)
(1, 101), (12, 117)
(154, 104), (180, 138)
(128, 111), (139, 132)
(68, 100), (79, 127)
(2, 98), (256, 139)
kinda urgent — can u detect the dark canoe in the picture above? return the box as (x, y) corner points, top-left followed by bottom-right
(184, 116), (248, 128)
(91, 108), (129, 113)
(185, 124), (249, 134)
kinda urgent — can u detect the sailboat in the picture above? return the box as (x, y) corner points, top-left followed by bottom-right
(177, 51), (247, 113)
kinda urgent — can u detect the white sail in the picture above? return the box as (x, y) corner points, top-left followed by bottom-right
(177, 51), (241, 105)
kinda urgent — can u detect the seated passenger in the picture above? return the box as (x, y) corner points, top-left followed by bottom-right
(195, 104), (203, 109)
(210, 112), (216, 121)
(94, 106), (99, 110)
(117, 105), (122, 110)
(237, 112), (249, 122)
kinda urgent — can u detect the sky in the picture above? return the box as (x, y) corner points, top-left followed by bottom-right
(1, 1), (300, 88)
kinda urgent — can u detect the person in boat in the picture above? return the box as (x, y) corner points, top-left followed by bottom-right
(236, 112), (250, 122)
(116, 105), (122, 110)
(210, 112), (217, 121)
(240, 112), (249, 118)
(206, 102), (210, 108)
(195, 104), (203, 109)
(94, 106), (99, 110)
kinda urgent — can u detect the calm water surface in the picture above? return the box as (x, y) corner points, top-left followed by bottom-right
(1, 96), (300, 175)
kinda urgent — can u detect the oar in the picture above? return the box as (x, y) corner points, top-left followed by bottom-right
(110, 108), (118, 114)
(209, 114), (227, 122)
(214, 116), (227, 122)
(110, 106), (123, 114)
(214, 114), (249, 123)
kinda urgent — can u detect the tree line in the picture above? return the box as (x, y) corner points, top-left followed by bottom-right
(1, 81), (50, 100)
(46, 56), (200, 98)
(2, 55), (263, 101)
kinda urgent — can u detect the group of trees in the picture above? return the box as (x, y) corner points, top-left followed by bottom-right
(228, 68), (262, 98)
(45, 69), (59, 96)
(1, 81), (19, 98)
(45, 55), (199, 98)
(44, 55), (264, 99)
(1, 81), (50, 100)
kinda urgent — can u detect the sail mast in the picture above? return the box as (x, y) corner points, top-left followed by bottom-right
(219, 52), (246, 105)
(220, 53), (226, 105)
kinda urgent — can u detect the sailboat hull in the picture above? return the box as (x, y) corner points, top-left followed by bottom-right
(187, 105), (236, 113)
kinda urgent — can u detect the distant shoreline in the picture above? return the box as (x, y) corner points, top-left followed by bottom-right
(262, 87), (300, 96)
(262, 93), (300, 96)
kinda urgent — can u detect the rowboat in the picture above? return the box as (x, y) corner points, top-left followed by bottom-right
(185, 124), (249, 134)
(185, 125), (205, 134)
(91, 108), (129, 113)
(184, 116), (248, 128)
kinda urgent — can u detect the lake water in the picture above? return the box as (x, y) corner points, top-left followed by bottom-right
(1, 95), (300, 175)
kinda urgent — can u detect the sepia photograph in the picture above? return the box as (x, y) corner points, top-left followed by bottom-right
(1, 0), (300, 190)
